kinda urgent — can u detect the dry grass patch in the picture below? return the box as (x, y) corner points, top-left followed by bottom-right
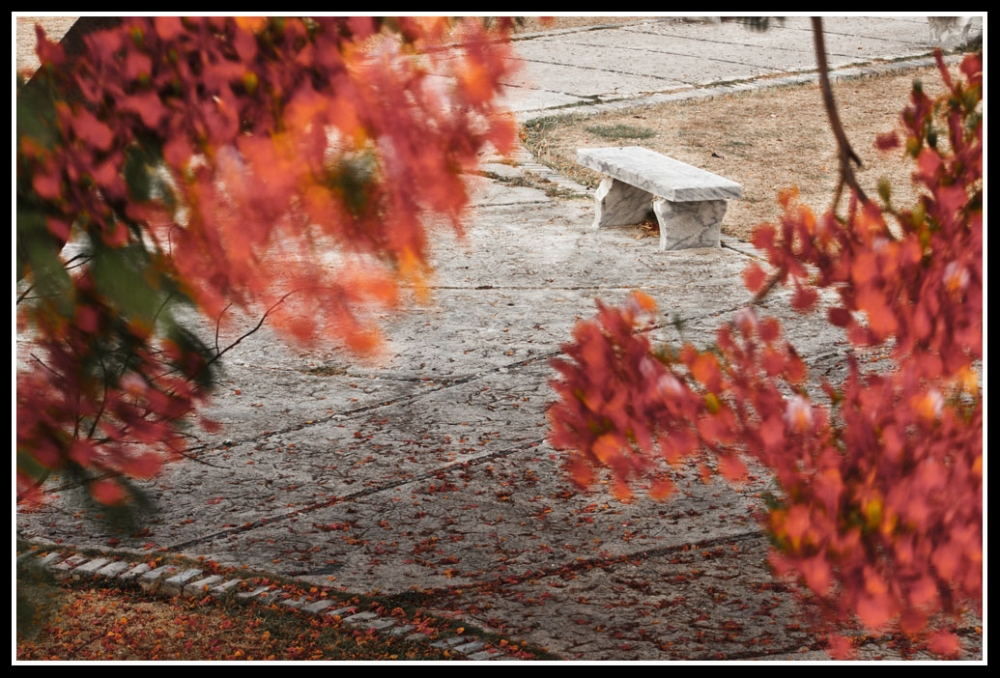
(522, 65), (963, 242)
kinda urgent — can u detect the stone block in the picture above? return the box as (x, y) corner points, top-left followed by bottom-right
(96, 561), (132, 578)
(342, 611), (378, 625)
(139, 565), (178, 591)
(208, 579), (242, 596)
(301, 599), (336, 614)
(117, 562), (152, 581)
(185, 574), (224, 594)
(592, 177), (654, 229)
(161, 568), (203, 596)
(235, 585), (272, 599)
(454, 640), (486, 654)
(72, 557), (110, 578)
(38, 552), (66, 567)
(430, 636), (467, 649)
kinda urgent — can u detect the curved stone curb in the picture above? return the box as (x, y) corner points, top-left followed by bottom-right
(19, 547), (526, 661)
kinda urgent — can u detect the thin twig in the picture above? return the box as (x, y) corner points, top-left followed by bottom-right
(811, 18), (869, 208)
(214, 302), (234, 356)
(86, 355), (111, 440)
(203, 288), (317, 371)
(165, 443), (226, 467)
(28, 353), (63, 381)
(16, 254), (92, 305)
(150, 290), (176, 327)
(16, 283), (35, 305)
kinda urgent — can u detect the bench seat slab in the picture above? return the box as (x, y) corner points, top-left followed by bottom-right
(578, 146), (742, 203)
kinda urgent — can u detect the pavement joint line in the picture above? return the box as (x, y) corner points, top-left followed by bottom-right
(33, 341), (559, 507)
(510, 18), (673, 42)
(23, 298), (854, 559)
(516, 55), (960, 124)
(168, 436), (552, 551)
(176, 351), (559, 463)
(396, 530), (768, 603)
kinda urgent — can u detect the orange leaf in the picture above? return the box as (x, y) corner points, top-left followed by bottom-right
(568, 457), (595, 490)
(648, 477), (675, 501)
(234, 17), (268, 33)
(69, 439), (97, 466)
(856, 594), (892, 630)
(91, 479), (128, 506)
(630, 290), (657, 313)
(717, 455), (747, 482)
(71, 109), (114, 151)
(790, 284), (818, 313)
(827, 306), (851, 327)
(742, 262), (767, 293)
(826, 634), (854, 660)
(927, 630), (961, 657)
(592, 434), (621, 466)
(801, 555), (832, 595)
(611, 479), (633, 502)
(690, 352), (722, 393)
(125, 452), (162, 479)
(751, 224), (776, 251)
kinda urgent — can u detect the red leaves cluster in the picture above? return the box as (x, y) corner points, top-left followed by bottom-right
(17, 17), (517, 505)
(28, 17), (515, 342)
(548, 52), (982, 654)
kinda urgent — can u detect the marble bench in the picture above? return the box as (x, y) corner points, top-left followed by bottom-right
(577, 146), (742, 250)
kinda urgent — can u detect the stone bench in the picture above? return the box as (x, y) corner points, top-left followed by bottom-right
(577, 146), (742, 250)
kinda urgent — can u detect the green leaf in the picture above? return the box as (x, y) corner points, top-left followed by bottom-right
(23, 229), (74, 316)
(877, 178), (892, 205)
(16, 74), (60, 151)
(91, 242), (159, 327)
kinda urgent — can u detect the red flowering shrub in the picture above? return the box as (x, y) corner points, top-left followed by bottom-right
(17, 17), (517, 506)
(548, 51), (982, 656)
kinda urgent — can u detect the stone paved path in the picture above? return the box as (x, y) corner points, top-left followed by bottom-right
(16, 15), (984, 662)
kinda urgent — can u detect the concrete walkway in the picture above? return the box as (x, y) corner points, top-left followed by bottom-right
(16, 16), (984, 662)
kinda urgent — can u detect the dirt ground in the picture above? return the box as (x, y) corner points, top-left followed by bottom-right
(520, 65), (963, 243)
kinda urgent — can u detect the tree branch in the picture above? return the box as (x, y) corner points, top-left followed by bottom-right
(811, 18), (868, 208)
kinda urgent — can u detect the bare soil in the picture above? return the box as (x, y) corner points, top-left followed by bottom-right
(520, 65), (960, 242)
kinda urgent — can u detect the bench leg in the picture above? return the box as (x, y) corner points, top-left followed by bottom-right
(592, 177), (654, 229)
(652, 198), (726, 250)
